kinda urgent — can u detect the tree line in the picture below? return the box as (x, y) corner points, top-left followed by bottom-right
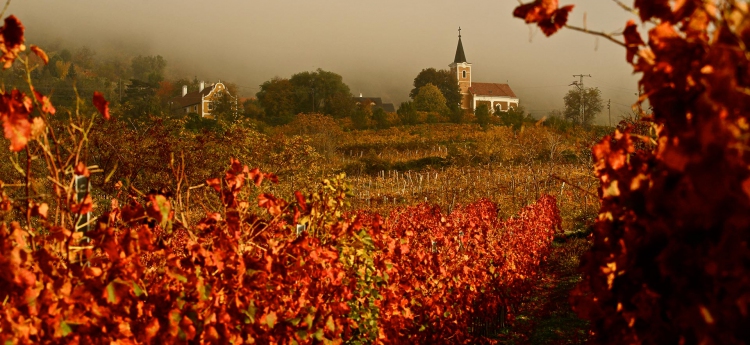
(7, 44), (602, 132)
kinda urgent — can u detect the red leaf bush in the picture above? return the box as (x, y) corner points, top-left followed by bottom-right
(513, 1), (750, 343)
(359, 196), (561, 343)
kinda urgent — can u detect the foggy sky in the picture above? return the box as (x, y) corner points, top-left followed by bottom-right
(15, 0), (641, 125)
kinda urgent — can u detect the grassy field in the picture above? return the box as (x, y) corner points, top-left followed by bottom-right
(278, 118), (604, 230)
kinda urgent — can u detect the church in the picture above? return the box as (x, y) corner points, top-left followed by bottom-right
(449, 29), (519, 112)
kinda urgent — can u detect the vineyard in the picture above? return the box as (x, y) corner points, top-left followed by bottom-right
(2, 0), (750, 344)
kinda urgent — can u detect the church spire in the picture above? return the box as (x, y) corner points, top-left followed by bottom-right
(454, 27), (467, 64)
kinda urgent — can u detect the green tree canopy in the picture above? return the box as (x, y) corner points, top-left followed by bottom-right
(351, 101), (371, 130)
(123, 79), (162, 122)
(563, 87), (603, 125)
(242, 98), (265, 120)
(289, 69), (353, 118)
(72, 46), (96, 70)
(372, 108), (390, 129)
(413, 83), (450, 114)
(131, 55), (167, 84)
(257, 77), (296, 125)
(397, 101), (418, 125)
(475, 103), (491, 129)
(410, 68), (461, 110)
(499, 105), (533, 130)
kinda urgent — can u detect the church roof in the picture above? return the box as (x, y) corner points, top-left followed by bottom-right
(469, 83), (518, 98)
(454, 36), (467, 63)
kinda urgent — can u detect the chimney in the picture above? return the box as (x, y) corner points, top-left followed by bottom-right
(199, 81), (205, 92)
(182, 85), (187, 97)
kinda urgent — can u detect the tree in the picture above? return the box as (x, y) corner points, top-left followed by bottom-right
(131, 55), (167, 84)
(410, 68), (461, 110)
(72, 46), (96, 70)
(122, 79), (162, 121)
(185, 111), (221, 133)
(499, 104), (533, 130)
(372, 108), (390, 129)
(289, 69), (353, 118)
(256, 77), (295, 125)
(351, 101), (371, 130)
(397, 101), (418, 125)
(242, 98), (265, 120)
(563, 87), (603, 125)
(448, 107), (467, 124)
(326, 91), (356, 119)
(544, 109), (572, 132)
(413, 84), (449, 115)
(475, 103), (491, 129)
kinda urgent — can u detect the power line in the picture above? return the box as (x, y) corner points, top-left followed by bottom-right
(513, 84), (570, 90)
(611, 101), (633, 107)
(586, 80), (635, 93)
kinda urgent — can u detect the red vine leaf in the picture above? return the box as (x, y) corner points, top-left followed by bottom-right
(634, 0), (672, 22)
(513, 0), (574, 36)
(266, 172), (279, 184)
(30, 45), (48, 64)
(206, 177), (221, 192)
(258, 193), (283, 216)
(624, 20), (645, 63)
(294, 191), (307, 211)
(1, 89), (33, 152)
(31, 202), (48, 219)
(71, 195), (93, 214)
(538, 5), (574, 36)
(33, 89), (55, 115)
(92, 91), (110, 120)
(249, 167), (264, 187)
(74, 161), (90, 177)
(0, 15), (25, 69)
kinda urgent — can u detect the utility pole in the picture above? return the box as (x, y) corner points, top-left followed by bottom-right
(571, 74), (591, 125)
(608, 99), (611, 127)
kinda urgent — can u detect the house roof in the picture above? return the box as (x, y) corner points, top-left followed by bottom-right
(170, 84), (215, 109)
(353, 96), (382, 107)
(454, 36), (467, 63)
(469, 83), (517, 98)
(353, 96), (396, 113)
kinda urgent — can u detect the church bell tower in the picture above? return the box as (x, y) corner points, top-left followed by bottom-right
(449, 27), (472, 110)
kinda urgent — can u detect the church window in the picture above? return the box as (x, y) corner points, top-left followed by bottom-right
(462, 70), (466, 79)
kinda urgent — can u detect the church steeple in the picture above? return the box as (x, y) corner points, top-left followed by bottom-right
(454, 27), (467, 63)
(449, 27), (471, 110)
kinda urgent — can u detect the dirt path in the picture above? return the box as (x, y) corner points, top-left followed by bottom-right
(509, 236), (591, 344)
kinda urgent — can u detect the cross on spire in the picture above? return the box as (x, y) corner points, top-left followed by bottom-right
(453, 27), (467, 63)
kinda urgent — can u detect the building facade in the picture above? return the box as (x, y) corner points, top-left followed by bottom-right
(449, 30), (519, 112)
(169, 81), (238, 118)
